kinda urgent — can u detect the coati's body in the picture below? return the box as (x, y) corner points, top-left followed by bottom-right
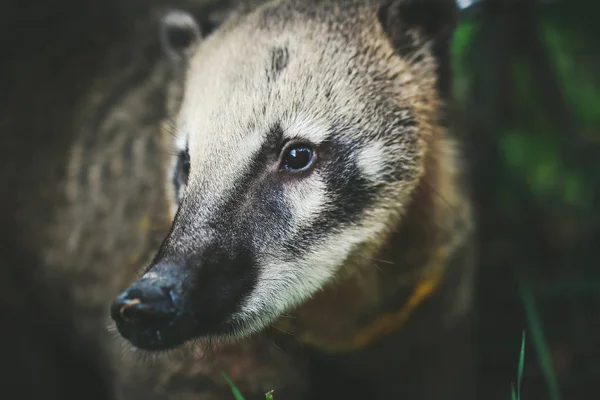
(0, 0), (474, 399)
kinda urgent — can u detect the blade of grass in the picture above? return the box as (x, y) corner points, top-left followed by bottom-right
(518, 276), (561, 400)
(221, 370), (246, 400)
(518, 331), (526, 400)
(510, 331), (526, 400)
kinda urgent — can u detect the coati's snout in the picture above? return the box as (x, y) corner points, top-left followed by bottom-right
(111, 237), (257, 350)
(111, 263), (184, 350)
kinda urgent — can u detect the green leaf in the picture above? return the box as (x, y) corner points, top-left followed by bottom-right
(510, 331), (526, 400)
(221, 371), (246, 400)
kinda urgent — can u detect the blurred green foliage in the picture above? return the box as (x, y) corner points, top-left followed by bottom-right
(452, 1), (600, 398)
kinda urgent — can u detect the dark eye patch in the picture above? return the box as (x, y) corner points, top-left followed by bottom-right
(281, 138), (380, 259)
(172, 149), (190, 202)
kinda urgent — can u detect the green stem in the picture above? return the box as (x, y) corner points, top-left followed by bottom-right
(518, 276), (561, 400)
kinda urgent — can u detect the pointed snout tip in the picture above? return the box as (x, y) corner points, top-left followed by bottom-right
(110, 281), (177, 329)
(118, 298), (142, 322)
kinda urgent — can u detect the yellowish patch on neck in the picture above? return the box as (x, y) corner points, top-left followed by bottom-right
(277, 246), (450, 353)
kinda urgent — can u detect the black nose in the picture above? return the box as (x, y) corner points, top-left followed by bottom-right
(111, 280), (177, 329)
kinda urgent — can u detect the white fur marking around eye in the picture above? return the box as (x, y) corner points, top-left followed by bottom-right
(175, 132), (188, 152)
(285, 113), (329, 145)
(285, 174), (327, 228)
(357, 141), (387, 181)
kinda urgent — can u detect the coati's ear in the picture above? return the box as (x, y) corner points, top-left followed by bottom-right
(377, 0), (457, 95)
(160, 10), (202, 61)
(377, 0), (457, 53)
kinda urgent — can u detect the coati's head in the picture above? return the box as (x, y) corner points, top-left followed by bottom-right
(111, 0), (457, 351)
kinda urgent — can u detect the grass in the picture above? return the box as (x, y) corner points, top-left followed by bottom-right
(222, 370), (275, 400)
(221, 370), (247, 400)
(518, 276), (562, 400)
(511, 331), (526, 400)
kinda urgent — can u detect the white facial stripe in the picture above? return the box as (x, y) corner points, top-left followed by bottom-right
(141, 272), (159, 280)
(357, 141), (387, 182)
(174, 130), (188, 152)
(231, 217), (390, 336)
(284, 174), (328, 229)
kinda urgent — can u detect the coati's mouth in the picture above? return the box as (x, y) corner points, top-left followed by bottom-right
(110, 260), (255, 351)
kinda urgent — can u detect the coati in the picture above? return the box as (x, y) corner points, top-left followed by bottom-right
(110, 0), (476, 399)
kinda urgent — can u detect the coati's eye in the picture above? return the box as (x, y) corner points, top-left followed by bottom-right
(280, 144), (315, 172)
(173, 150), (190, 196)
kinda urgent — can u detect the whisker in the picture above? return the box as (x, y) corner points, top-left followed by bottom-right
(270, 324), (294, 336)
(355, 253), (395, 265)
(266, 339), (294, 364)
(422, 179), (462, 218)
